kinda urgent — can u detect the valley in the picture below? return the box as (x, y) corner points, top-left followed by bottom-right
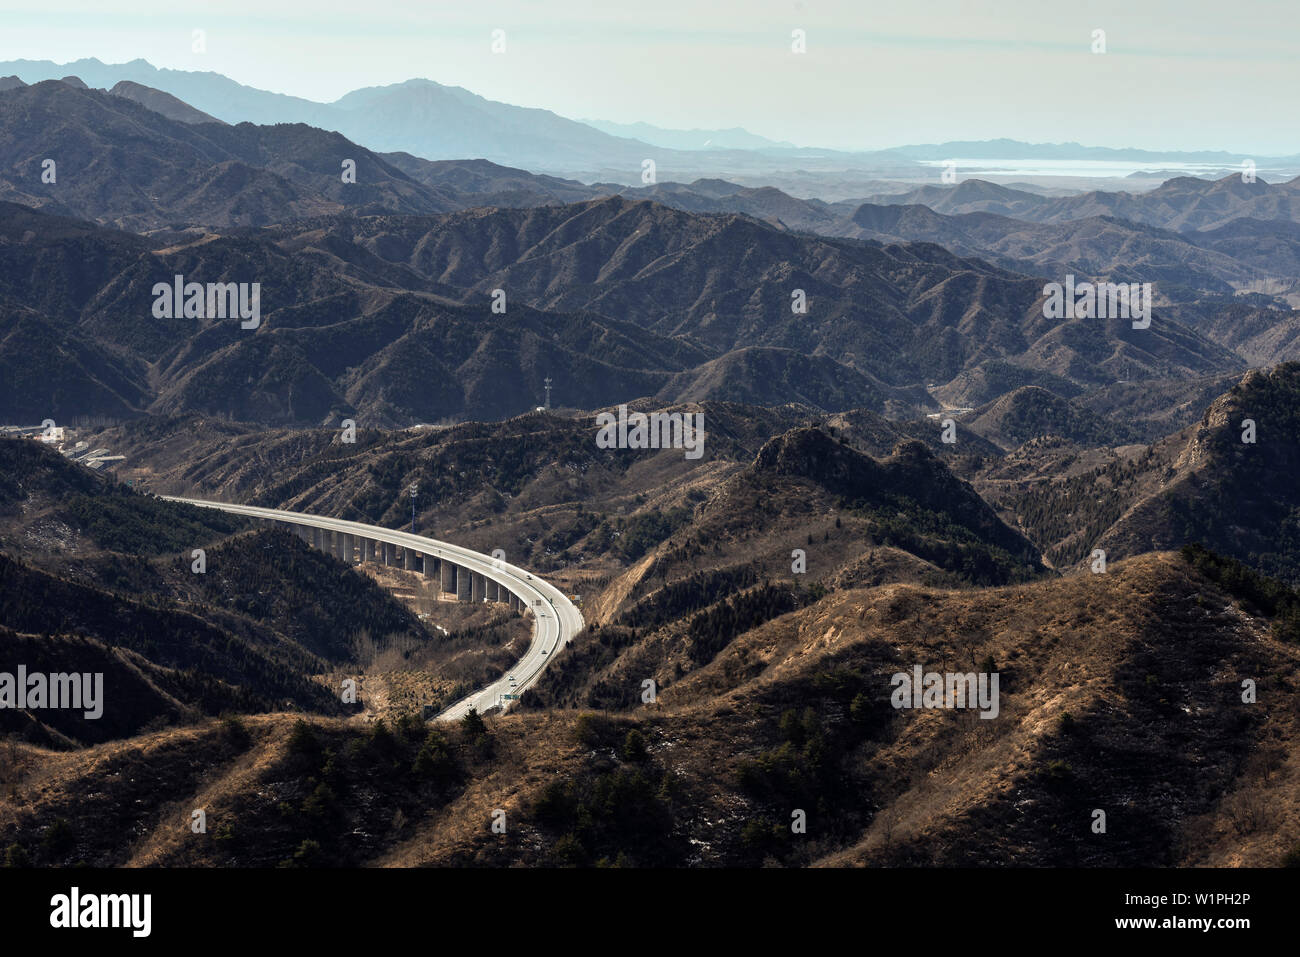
(1, 51), (1298, 878)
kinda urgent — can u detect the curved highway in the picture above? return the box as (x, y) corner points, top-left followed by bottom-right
(162, 497), (584, 720)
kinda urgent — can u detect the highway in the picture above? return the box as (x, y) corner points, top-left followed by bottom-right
(161, 497), (584, 721)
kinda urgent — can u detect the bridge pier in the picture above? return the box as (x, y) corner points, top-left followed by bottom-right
(161, 501), (577, 671)
(287, 529), (528, 615)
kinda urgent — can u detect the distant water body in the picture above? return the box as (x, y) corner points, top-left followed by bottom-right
(919, 158), (1253, 179)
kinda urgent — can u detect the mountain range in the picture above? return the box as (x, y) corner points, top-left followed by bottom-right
(0, 59), (922, 181)
(1, 188), (1253, 427)
(8, 354), (1300, 867)
(21, 76), (1300, 437)
(6, 51), (1300, 873)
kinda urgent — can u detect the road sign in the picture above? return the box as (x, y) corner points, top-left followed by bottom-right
(502, 694), (519, 700)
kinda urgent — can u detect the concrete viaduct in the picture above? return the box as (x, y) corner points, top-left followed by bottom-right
(161, 497), (585, 719)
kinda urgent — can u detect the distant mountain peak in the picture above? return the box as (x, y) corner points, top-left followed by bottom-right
(109, 80), (224, 125)
(949, 178), (1017, 197)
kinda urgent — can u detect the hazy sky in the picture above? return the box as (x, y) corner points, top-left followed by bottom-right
(2, 0), (1297, 153)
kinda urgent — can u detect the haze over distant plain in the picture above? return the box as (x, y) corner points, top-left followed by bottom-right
(1, 0), (1297, 155)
